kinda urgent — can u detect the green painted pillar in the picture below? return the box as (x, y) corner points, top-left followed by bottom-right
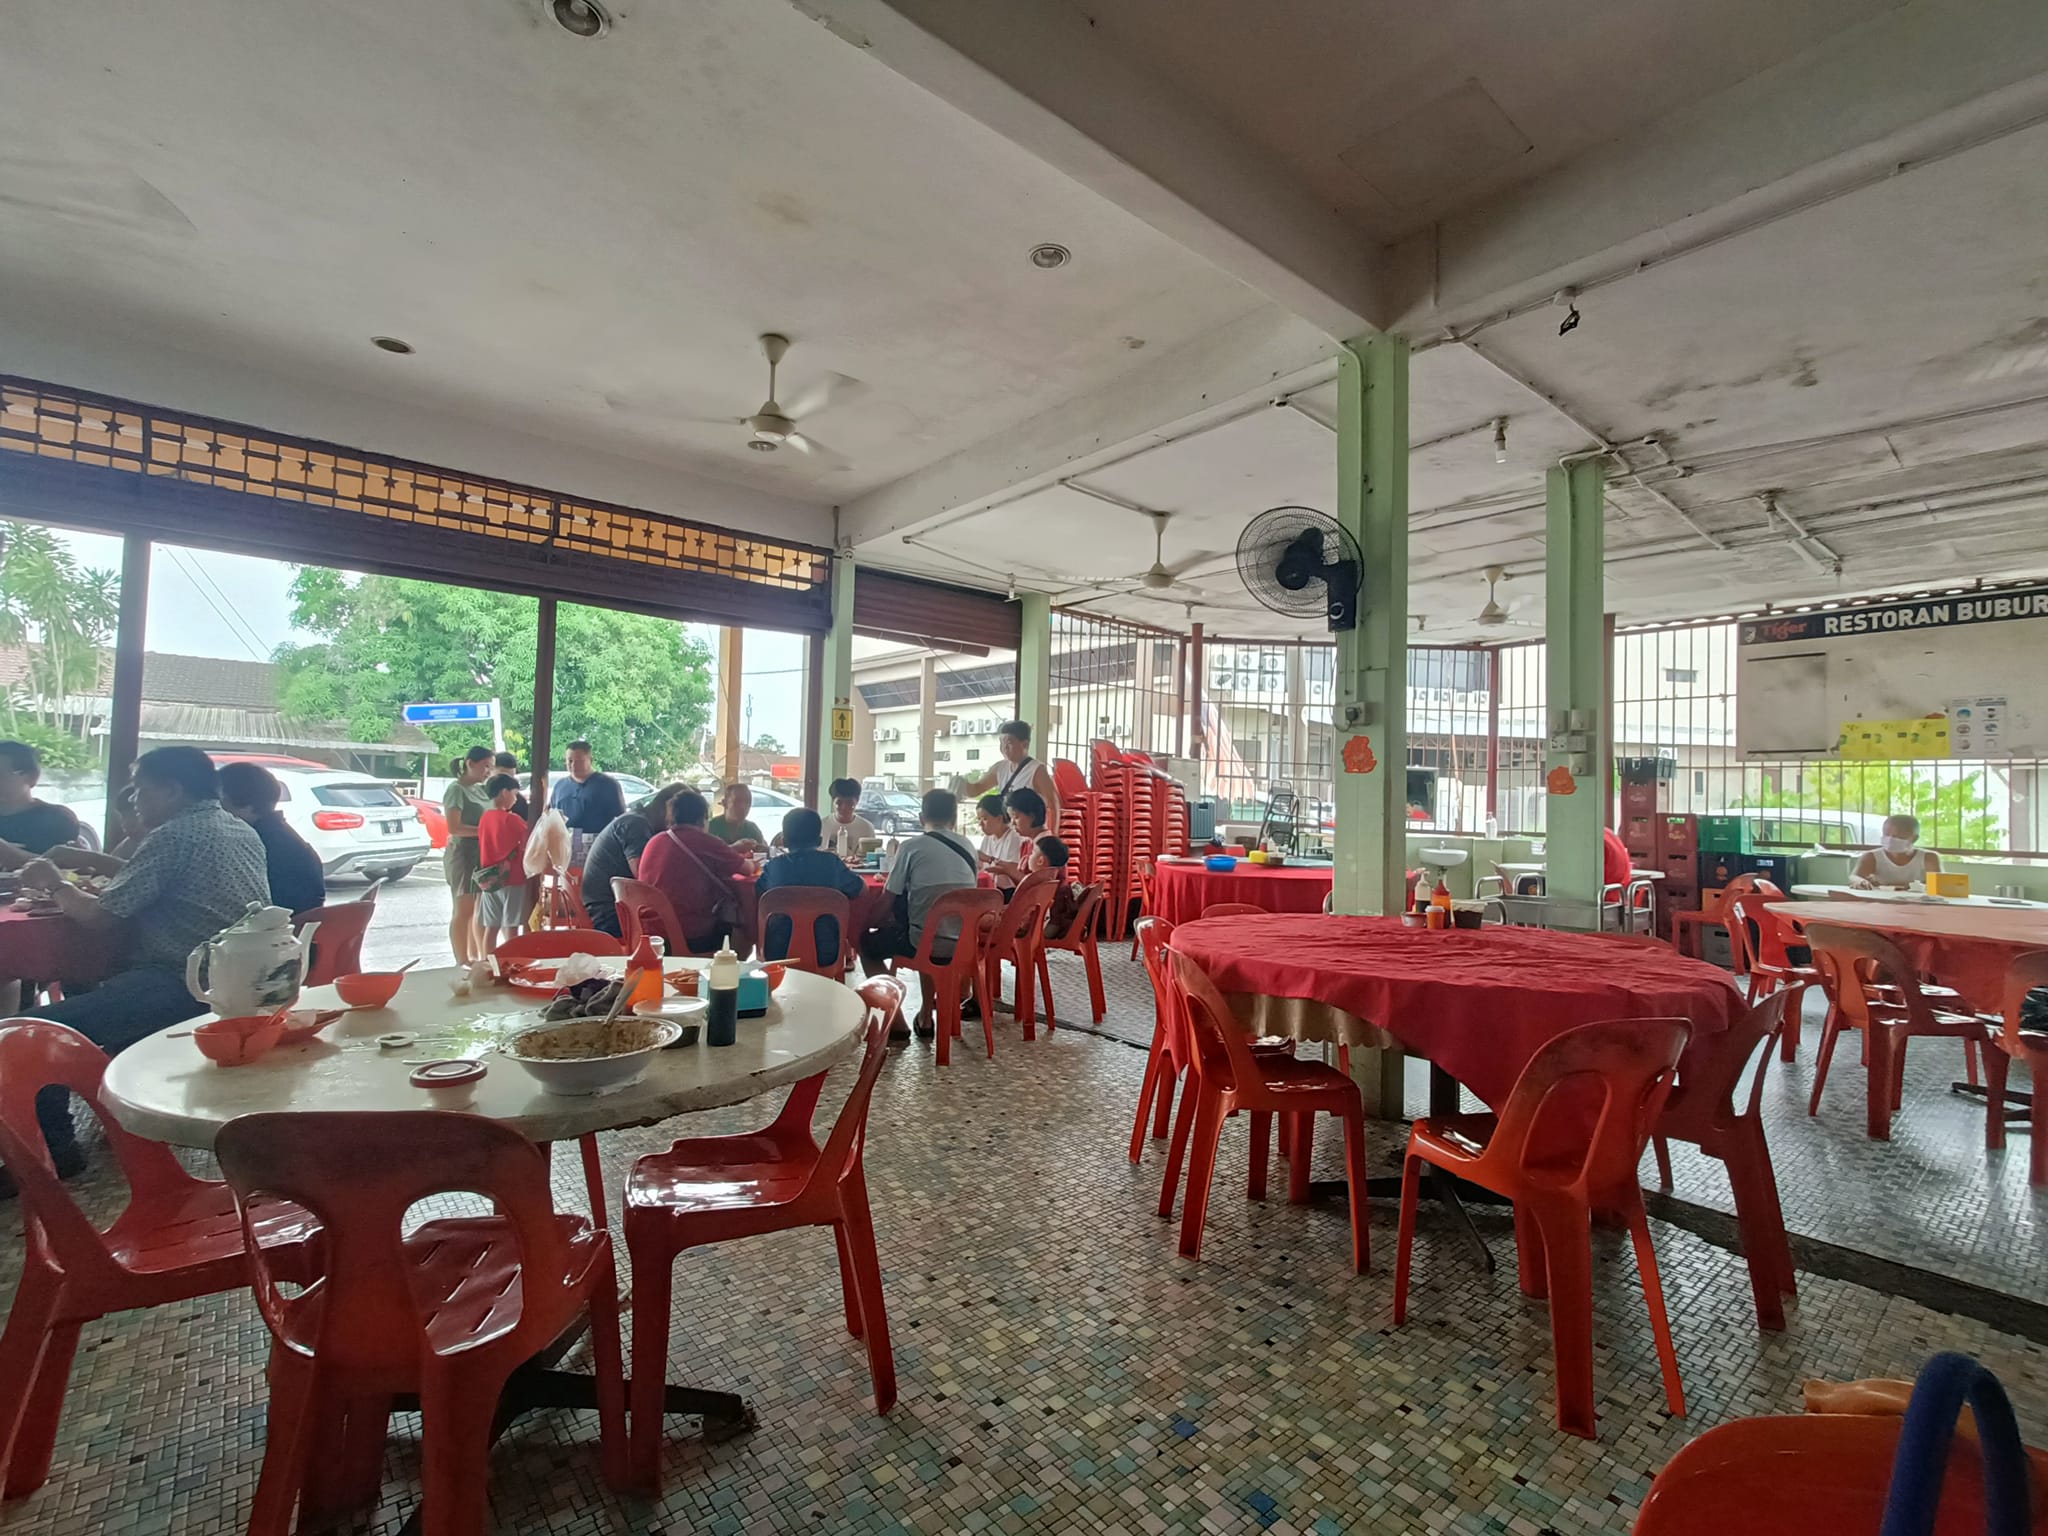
(1331, 333), (1410, 919)
(1544, 460), (1607, 920)
(820, 551), (856, 785)
(1017, 591), (1051, 740)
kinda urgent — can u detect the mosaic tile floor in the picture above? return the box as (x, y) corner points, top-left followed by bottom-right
(3, 951), (2044, 1534)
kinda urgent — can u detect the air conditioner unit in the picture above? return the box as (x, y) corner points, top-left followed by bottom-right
(871, 728), (886, 742)
(1209, 673), (1233, 693)
(882, 727), (900, 742)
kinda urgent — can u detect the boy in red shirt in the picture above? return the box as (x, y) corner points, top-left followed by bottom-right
(475, 773), (531, 959)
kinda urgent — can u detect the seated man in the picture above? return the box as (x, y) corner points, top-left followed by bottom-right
(13, 746), (267, 1187)
(824, 777), (876, 859)
(756, 808), (868, 969)
(636, 788), (750, 953)
(707, 783), (767, 852)
(0, 739), (82, 866)
(581, 783), (685, 937)
(860, 789), (980, 1038)
(1851, 814), (1939, 889)
(218, 760), (326, 915)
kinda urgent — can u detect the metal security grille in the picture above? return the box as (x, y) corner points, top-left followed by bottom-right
(1045, 608), (1186, 767)
(0, 377), (832, 628)
(1494, 640), (1548, 833)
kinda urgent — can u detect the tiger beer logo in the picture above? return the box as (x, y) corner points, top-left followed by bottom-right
(1341, 735), (1378, 774)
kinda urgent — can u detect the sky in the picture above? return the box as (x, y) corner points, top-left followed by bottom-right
(47, 529), (810, 751)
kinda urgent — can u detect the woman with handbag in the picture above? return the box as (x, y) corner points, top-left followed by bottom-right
(636, 788), (751, 953)
(473, 773), (533, 960)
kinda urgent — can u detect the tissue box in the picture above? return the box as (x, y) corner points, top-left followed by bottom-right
(737, 970), (771, 1017)
(1927, 871), (1971, 899)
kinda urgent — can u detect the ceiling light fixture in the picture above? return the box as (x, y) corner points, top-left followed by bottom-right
(549, 0), (611, 37)
(1491, 417), (1509, 464)
(371, 336), (415, 355)
(1554, 287), (1581, 337)
(1028, 243), (1071, 270)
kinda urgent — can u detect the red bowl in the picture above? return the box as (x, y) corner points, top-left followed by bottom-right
(335, 971), (405, 1008)
(193, 1014), (286, 1067)
(764, 963), (788, 990)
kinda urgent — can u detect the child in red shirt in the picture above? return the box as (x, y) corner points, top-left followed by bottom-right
(475, 773), (531, 957)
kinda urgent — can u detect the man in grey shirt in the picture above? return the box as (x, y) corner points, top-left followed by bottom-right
(10, 746), (267, 1188)
(580, 782), (685, 936)
(860, 788), (980, 1038)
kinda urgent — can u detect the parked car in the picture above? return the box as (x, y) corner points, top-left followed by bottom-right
(275, 769), (433, 883)
(858, 786), (923, 835)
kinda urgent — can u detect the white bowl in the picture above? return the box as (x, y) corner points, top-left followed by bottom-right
(502, 1016), (682, 1096)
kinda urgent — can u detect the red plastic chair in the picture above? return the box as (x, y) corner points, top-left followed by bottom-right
(1164, 950), (1370, 1271)
(1199, 902), (1267, 920)
(294, 894), (379, 987)
(1722, 881), (1815, 1060)
(1392, 1016), (1691, 1439)
(1128, 857), (1157, 959)
(538, 866), (592, 930)
(1648, 993), (1797, 1329)
(612, 876), (696, 955)
(1130, 917), (1192, 1162)
(758, 886), (854, 978)
(1804, 922), (1994, 1141)
(215, 1111), (627, 1536)
(0, 1023), (319, 1500)
(624, 977), (903, 1491)
(887, 888), (1003, 1066)
(984, 880), (1057, 1038)
(1986, 950), (2048, 1187)
(1038, 883), (1108, 1027)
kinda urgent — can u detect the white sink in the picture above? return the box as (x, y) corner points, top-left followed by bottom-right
(1418, 847), (1468, 868)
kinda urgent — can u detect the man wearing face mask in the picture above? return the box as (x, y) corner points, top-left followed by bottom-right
(1849, 814), (1940, 890)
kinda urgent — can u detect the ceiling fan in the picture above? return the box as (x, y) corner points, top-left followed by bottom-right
(733, 333), (861, 467)
(1474, 565), (1541, 629)
(1130, 510), (1225, 594)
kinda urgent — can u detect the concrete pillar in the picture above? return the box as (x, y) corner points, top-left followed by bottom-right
(1544, 460), (1608, 918)
(1016, 592), (1052, 740)
(715, 626), (744, 784)
(917, 655), (939, 789)
(1330, 333), (1410, 918)
(818, 552), (856, 787)
(1285, 644), (1309, 800)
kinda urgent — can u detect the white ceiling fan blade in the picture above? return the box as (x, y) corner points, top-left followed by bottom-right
(785, 432), (853, 470)
(1163, 548), (1226, 579)
(782, 372), (868, 421)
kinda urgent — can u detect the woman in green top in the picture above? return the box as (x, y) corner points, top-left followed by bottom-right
(707, 782), (767, 852)
(441, 746), (495, 963)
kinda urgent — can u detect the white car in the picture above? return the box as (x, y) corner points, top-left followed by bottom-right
(273, 768), (433, 883)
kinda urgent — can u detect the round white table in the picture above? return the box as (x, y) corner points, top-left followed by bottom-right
(1789, 882), (2048, 910)
(101, 961), (867, 1150)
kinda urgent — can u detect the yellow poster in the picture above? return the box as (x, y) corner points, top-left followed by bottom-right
(1836, 716), (1952, 760)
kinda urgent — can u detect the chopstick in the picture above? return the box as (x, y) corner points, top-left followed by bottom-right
(599, 969), (642, 1052)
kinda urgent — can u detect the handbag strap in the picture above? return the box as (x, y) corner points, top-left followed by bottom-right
(1878, 1351), (2031, 1536)
(668, 829), (742, 906)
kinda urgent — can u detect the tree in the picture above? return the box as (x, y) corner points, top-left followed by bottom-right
(1752, 761), (2002, 849)
(277, 573), (715, 777)
(0, 522), (120, 751)
(752, 732), (785, 754)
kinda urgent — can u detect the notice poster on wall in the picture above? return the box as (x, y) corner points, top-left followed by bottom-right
(1837, 716), (1952, 761)
(1947, 696), (2009, 759)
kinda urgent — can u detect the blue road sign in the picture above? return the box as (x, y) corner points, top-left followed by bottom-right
(401, 701), (495, 724)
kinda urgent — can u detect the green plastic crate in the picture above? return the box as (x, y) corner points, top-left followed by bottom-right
(1696, 815), (1755, 854)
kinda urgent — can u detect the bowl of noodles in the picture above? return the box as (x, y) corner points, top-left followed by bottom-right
(502, 1015), (681, 1095)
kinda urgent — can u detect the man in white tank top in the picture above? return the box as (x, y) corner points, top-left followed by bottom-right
(957, 720), (1060, 831)
(1849, 813), (1941, 889)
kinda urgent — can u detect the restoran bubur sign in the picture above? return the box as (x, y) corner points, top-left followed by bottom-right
(1739, 583), (2048, 646)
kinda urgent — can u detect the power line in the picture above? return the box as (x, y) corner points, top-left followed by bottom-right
(166, 548), (267, 662)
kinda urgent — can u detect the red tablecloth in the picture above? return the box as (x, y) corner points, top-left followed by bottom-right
(0, 906), (119, 984)
(1171, 913), (1744, 1112)
(1770, 899), (2048, 1014)
(1152, 860), (1334, 926)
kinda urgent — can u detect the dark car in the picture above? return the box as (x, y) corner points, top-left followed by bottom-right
(858, 787), (923, 835)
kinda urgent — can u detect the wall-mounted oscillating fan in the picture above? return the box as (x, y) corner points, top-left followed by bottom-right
(1234, 506), (1363, 631)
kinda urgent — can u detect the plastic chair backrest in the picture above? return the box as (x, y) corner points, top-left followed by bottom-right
(295, 900), (377, 987)
(1134, 917), (1185, 1068)
(1679, 991), (1789, 1130)
(1998, 949), (2048, 1060)
(1805, 922), (1939, 1033)
(807, 983), (900, 1192)
(1170, 947), (1267, 1089)
(1052, 759), (1089, 803)
(1724, 882), (1794, 970)
(912, 887), (1005, 974)
(214, 1111), (574, 1373)
(613, 877), (689, 952)
(1479, 1017), (1690, 1200)
(1050, 884), (1104, 950)
(1199, 902), (1267, 920)
(757, 886), (853, 976)
(1135, 857), (1156, 907)
(496, 929), (625, 966)
(0, 1021), (204, 1288)
(996, 880), (1057, 953)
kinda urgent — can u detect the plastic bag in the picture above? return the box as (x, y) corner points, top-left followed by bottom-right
(524, 807), (572, 877)
(554, 950), (614, 988)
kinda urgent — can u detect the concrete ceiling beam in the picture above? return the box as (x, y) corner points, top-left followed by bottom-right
(788, 0), (1392, 338)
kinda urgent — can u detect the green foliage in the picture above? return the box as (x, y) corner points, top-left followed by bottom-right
(0, 522), (120, 752)
(1752, 761), (2002, 850)
(2, 720), (93, 773)
(752, 732), (785, 754)
(279, 573), (714, 776)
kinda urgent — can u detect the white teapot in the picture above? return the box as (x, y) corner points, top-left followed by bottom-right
(187, 902), (306, 1017)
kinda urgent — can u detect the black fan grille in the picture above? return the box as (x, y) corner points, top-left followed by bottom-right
(1235, 506), (1361, 620)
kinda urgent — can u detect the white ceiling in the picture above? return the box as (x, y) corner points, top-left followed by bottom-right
(0, 0), (1262, 500)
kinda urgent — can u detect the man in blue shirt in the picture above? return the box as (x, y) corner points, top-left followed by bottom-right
(756, 808), (867, 969)
(548, 739), (623, 863)
(218, 761), (326, 914)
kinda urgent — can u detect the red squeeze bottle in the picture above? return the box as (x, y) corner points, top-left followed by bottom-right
(1428, 877), (1453, 930)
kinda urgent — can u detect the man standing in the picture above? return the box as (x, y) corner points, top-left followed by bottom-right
(959, 720), (1059, 833)
(549, 739), (622, 863)
(859, 788), (980, 1038)
(441, 745), (494, 964)
(218, 761), (326, 914)
(0, 740), (81, 866)
(581, 782), (686, 937)
(12, 746), (266, 1185)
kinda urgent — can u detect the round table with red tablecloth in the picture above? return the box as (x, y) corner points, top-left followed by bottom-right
(1170, 913), (1745, 1113)
(1151, 859), (1334, 926)
(0, 905), (118, 985)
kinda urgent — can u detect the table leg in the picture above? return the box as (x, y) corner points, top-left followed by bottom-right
(1949, 1081), (2034, 1126)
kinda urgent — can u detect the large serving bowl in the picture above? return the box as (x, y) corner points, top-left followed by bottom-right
(335, 971), (405, 1008)
(502, 1015), (682, 1096)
